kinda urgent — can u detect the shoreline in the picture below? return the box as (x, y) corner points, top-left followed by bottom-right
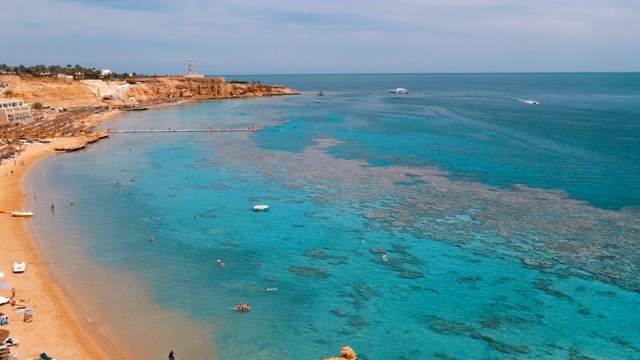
(2, 103), (218, 359)
(0, 136), (111, 359)
(1, 106), (166, 359)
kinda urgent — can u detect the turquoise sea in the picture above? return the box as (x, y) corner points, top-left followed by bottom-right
(26, 73), (640, 359)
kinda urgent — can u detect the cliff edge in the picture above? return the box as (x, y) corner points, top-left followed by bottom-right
(0, 75), (299, 109)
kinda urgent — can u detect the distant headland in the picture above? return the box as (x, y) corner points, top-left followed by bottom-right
(1, 62), (299, 153)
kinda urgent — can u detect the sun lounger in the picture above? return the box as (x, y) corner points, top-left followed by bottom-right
(0, 338), (17, 347)
(0, 298), (8, 306)
(0, 350), (17, 360)
(13, 299), (31, 308)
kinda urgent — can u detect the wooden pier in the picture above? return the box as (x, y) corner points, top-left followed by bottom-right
(107, 127), (256, 134)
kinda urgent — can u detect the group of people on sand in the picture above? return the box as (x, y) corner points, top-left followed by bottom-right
(235, 303), (251, 311)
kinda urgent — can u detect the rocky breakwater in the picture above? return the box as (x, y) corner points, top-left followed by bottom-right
(124, 76), (300, 102)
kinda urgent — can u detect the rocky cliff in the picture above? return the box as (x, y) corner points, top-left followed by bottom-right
(124, 76), (299, 102)
(0, 75), (299, 109)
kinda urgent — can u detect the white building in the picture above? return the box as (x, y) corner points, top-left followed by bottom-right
(0, 99), (33, 124)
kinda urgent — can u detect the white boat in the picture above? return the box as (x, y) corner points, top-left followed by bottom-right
(253, 205), (269, 212)
(389, 88), (409, 94)
(11, 211), (33, 217)
(13, 262), (26, 273)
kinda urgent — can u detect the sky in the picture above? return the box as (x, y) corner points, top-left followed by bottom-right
(2, 0), (639, 75)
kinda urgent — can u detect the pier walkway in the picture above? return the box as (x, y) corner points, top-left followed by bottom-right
(107, 128), (256, 134)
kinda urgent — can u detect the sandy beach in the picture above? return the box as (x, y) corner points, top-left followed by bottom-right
(1, 106), (212, 360)
(0, 137), (110, 359)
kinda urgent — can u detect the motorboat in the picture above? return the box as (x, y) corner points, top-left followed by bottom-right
(389, 88), (409, 94)
(253, 205), (269, 212)
(11, 211), (33, 217)
(13, 262), (25, 273)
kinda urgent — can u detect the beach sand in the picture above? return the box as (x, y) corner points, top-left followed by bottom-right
(0, 137), (109, 359)
(2, 108), (219, 360)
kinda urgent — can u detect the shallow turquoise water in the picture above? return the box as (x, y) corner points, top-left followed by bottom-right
(27, 74), (640, 359)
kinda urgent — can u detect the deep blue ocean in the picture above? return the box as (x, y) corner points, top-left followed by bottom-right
(26, 73), (640, 359)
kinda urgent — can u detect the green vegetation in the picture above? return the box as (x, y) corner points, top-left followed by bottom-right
(0, 64), (147, 79)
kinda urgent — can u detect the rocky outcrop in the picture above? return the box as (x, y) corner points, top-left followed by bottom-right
(323, 346), (358, 360)
(53, 131), (109, 152)
(1, 76), (299, 109)
(124, 76), (299, 102)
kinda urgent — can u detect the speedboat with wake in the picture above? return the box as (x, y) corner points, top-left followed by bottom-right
(389, 88), (409, 94)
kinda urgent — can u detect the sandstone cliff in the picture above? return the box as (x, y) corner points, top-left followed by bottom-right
(0, 75), (299, 109)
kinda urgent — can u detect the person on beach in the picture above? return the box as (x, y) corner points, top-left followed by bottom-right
(70, 199), (74, 207)
(168, 350), (175, 360)
(51, 202), (55, 211)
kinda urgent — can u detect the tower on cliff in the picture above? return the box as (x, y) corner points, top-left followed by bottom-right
(184, 58), (203, 78)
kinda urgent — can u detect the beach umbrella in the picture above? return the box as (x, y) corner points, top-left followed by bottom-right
(0, 282), (12, 290)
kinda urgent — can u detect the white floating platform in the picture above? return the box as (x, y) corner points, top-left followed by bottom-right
(253, 205), (269, 211)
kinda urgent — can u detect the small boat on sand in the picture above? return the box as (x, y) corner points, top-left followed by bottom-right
(11, 211), (33, 217)
(253, 205), (269, 211)
(13, 262), (26, 273)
